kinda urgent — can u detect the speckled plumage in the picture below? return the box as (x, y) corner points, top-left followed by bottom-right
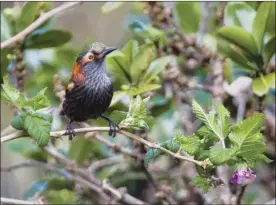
(61, 42), (117, 139)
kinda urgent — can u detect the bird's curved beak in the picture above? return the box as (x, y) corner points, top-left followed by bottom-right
(103, 47), (117, 56)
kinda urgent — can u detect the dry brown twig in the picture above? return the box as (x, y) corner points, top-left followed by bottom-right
(1, 2), (81, 49)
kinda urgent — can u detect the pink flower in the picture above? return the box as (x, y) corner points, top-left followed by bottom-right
(231, 168), (256, 185)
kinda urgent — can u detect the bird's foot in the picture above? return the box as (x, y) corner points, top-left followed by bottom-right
(100, 114), (119, 138)
(109, 120), (119, 138)
(65, 123), (76, 140)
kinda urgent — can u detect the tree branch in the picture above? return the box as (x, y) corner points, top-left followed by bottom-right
(0, 197), (35, 205)
(1, 2), (81, 49)
(1, 127), (205, 167)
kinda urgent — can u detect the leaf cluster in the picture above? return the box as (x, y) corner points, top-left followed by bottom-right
(1, 76), (52, 146)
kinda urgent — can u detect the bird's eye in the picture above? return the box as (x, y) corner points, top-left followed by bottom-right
(88, 54), (94, 60)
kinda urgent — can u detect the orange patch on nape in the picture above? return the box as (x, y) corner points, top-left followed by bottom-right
(72, 63), (85, 83)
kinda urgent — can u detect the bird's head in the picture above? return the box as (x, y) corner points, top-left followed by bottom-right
(72, 42), (116, 81)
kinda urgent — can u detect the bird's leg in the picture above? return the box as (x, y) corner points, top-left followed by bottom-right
(65, 120), (76, 140)
(100, 114), (119, 137)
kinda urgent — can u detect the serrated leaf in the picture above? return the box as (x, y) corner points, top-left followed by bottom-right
(252, 2), (273, 53)
(141, 56), (171, 84)
(197, 126), (219, 141)
(235, 133), (266, 158)
(22, 111), (52, 146)
(224, 2), (256, 32)
(209, 147), (238, 165)
(101, 2), (125, 13)
(252, 73), (275, 96)
(217, 26), (259, 57)
(229, 114), (267, 160)
(175, 133), (202, 156)
(190, 176), (210, 193)
(1, 75), (25, 108)
(175, 2), (201, 34)
(257, 154), (273, 163)
(214, 102), (231, 137)
(16, 2), (41, 32)
(25, 30), (72, 49)
(192, 100), (221, 140)
(229, 113), (264, 147)
(120, 95), (153, 130)
(144, 148), (161, 167)
(126, 84), (161, 96)
(22, 87), (50, 110)
(263, 35), (276, 66)
(130, 42), (156, 84)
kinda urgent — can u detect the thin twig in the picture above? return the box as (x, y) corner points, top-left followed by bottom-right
(1, 127), (205, 167)
(0, 197), (35, 205)
(237, 185), (247, 205)
(1, 159), (72, 179)
(1, 2), (81, 48)
(88, 156), (124, 174)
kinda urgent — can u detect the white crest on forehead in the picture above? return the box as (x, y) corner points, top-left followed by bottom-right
(89, 42), (106, 54)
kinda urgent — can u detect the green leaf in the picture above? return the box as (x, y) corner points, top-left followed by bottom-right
(190, 176), (211, 193)
(25, 30), (72, 49)
(68, 136), (102, 164)
(209, 147), (238, 165)
(263, 35), (276, 66)
(22, 87), (50, 110)
(120, 95), (154, 130)
(197, 126), (219, 141)
(224, 2), (256, 32)
(266, 2), (276, 35)
(192, 100), (221, 140)
(229, 114), (267, 160)
(1, 75), (25, 108)
(252, 73), (275, 96)
(126, 84), (161, 96)
(130, 42), (156, 84)
(217, 39), (257, 71)
(101, 2), (125, 13)
(175, 2), (201, 34)
(257, 154), (273, 163)
(214, 102), (231, 137)
(43, 189), (77, 204)
(122, 40), (139, 64)
(252, 2), (273, 53)
(217, 26), (259, 57)
(1, 13), (11, 41)
(144, 138), (180, 167)
(11, 114), (24, 130)
(106, 50), (131, 83)
(109, 110), (127, 124)
(16, 2), (41, 32)
(175, 133), (202, 156)
(229, 113), (264, 146)
(141, 56), (170, 84)
(22, 111), (52, 146)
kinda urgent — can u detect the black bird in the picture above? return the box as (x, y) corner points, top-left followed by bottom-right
(61, 42), (118, 140)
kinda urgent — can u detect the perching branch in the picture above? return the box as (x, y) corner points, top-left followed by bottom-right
(1, 127), (205, 167)
(1, 2), (81, 49)
(0, 197), (35, 205)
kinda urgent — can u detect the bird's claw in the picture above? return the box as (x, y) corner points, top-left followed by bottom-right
(109, 121), (119, 138)
(66, 123), (76, 140)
